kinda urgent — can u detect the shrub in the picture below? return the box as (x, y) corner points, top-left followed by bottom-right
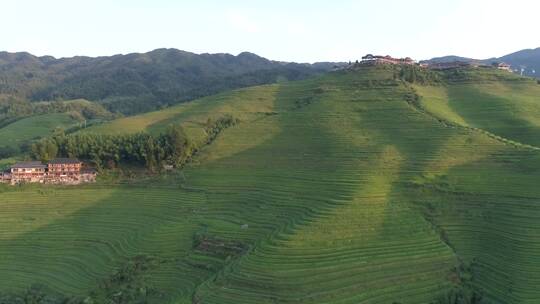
(0, 146), (18, 159)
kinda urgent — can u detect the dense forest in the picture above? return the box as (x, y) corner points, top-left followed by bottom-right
(0, 49), (339, 115)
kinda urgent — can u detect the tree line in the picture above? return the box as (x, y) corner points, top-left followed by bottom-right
(0, 98), (114, 129)
(31, 115), (238, 172)
(0, 50), (328, 116)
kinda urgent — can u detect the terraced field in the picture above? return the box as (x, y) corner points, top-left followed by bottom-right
(1, 66), (539, 303)
(414, 77), (540, 147)
(84, 85), (279, 145)
(0, 113), (79, 148)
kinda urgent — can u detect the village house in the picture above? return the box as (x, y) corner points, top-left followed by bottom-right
(1, 158), (96, 185)
(494, 62), (512, 72)
(48, 158), (82, 177)
(361, 54), (415, 66)
(9, 161), (47, 184)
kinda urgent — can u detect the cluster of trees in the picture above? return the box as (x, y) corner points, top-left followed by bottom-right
(429, 263), (490, 304)
(0, 97), (114, 128)
(204, 115), (239, 144)
(395, 65), (441, 84)
(31, 126), (193, 172)
(0, 146), (21, 159)
(31, 115), (238, 171)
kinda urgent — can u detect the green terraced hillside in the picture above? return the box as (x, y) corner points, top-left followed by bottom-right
(0, 113), (80, 149)
(1, 65), (539, 304)
(82, 85), (279, 146)
(415, 74), (540, 147)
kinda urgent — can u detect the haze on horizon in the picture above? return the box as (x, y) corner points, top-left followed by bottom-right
(3, 0), (539, 63)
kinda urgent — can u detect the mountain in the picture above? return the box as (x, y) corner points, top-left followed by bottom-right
(0, 49), (339, 115)
(2, 66), (540, 303)
(423, 47), (540, 78)
(498, 47), (540, 77)
(420, 55), (477, 64)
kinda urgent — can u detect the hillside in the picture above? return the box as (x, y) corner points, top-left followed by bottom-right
(420, 55), (477, 64)
(0, 98), (113, 158)
(0, 66), (540, 303)
(415, 76), (540, 147)
(423, 47), (540, 78)
(498, 48), (540, 78)
(0, 49), (337, 115)
(0, 113), (81, 157)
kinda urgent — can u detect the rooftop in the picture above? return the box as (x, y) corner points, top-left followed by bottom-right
(11, 161), (47, 169)
(49, 158), (82, 165)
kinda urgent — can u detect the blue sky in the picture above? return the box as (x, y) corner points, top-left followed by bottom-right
(2, 0), (539, 62)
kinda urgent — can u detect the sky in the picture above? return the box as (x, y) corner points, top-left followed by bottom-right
(2, 0), (539, 63)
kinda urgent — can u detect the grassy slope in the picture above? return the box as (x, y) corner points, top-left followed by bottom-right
(414, 76), (540, 147)
(83, 85), (279, 145)
(412, 71), (540, 303)
(190, 71), (459, 303)
(0, 66), (539, 303)
(0, 113), (79, 148)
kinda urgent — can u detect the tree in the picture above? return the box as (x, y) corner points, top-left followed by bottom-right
(165, 124), (189, 167)
(32, 138), (58, 163)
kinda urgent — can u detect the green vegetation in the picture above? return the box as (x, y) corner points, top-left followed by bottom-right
(397, 64), (442, 84)
(0, 50), (332, 115)
(0, 98), (113, 128)
(0, 98), (115, 160)
(82, 85), (279, 139)
(0, 113), (81, 157)
(32, 115), (237, 170)
(415, 77), (540, 147)
(0, 65), (539, 303)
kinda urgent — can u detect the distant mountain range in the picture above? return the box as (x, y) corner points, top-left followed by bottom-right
(422, 47), (540, 78)
(1, 47), (538, 119)
(0, 49), (341, 115)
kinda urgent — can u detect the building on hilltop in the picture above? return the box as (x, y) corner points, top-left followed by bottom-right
(360, 54), (415, 66)
(493, 62), (512, 72)
(426, 61), (475, 70)
(425, 61), (512, 72)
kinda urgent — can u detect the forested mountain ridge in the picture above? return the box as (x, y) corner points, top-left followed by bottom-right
(0, 49), (339, 114)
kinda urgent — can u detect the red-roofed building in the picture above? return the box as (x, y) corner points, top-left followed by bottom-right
(47, 158), (83, 177)
(10, 161), (47, 183)
(1, 158), (96, 185)
(494, 62), (512, 72)
(361, 54), (415, 66)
